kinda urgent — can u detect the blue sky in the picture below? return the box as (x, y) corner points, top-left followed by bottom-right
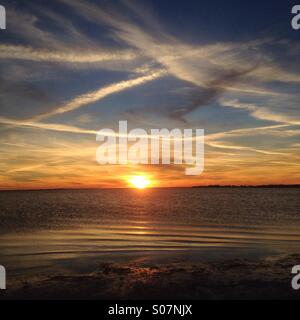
(0, 0), (300, 189)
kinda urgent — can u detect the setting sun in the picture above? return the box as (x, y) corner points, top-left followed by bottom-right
(129, 176), (151, 189)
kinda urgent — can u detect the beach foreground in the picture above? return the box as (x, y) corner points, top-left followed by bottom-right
(1, 253), (299, 300)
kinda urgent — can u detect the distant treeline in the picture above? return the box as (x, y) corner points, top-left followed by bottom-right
(192, 185), (300, 188)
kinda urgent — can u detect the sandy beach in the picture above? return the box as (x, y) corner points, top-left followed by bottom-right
(1, 251), (299, 300)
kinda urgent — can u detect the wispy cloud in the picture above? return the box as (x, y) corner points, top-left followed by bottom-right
(206, 124), (292, 141)
(207, 141), (290, 155)
(169, 66), (258, 122)
(220, 98), (300, 125)
(0, 116), (97, 135)
(0, 45), (138, 64)
(3, 7), (144, 72)
(57, 0), (300, 132)
(60, 0), (300, 88)
(29, 69), (166, 121)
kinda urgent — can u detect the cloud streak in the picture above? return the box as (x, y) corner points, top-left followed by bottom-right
(0, 45), (138, 64)
(60, 0), (300, 89)
(220, 98), (300, 126)
(170, 66), (258, 122)
(29, 69), (166, 121)
(0, 116), (97, 135)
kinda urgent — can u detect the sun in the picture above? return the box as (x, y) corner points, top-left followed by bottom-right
(129, 176), (151, 189)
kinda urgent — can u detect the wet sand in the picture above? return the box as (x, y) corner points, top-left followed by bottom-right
(1, 253), (300, 300)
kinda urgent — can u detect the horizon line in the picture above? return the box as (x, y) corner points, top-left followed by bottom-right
(1, 184), (300, 192)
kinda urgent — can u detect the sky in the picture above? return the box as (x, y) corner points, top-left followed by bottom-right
(0, 0), (300, 189)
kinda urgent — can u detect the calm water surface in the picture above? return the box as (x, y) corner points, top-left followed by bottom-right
(0, 188), (300, 273)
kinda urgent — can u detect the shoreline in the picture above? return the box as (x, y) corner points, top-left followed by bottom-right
(1, 253), (299, 300)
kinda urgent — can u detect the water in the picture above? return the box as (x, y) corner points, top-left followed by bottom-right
(0, 188), (300, 273)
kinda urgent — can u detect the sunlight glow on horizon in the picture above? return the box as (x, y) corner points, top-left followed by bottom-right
(128, 176), (151, 189)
